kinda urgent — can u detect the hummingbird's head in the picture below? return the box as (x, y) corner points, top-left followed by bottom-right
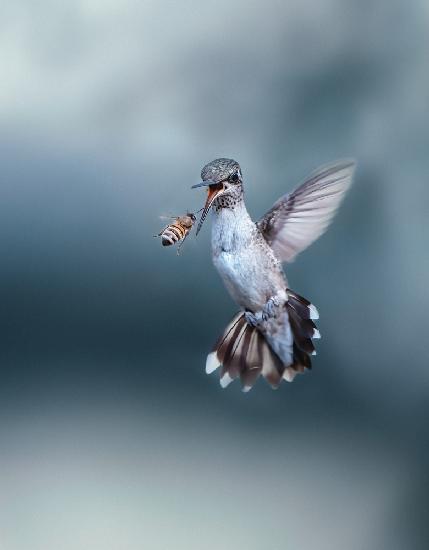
(192, 158), (243, 234)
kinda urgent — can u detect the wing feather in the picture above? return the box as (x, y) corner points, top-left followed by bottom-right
(257, 160), (356, 262)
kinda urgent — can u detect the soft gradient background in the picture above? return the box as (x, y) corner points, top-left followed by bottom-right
(0, 1), (428, 549)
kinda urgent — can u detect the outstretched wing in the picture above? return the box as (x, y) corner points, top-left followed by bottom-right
(257, 160), (355, 262)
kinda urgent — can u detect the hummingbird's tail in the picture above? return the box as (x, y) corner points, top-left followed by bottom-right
(205, 289), (319, 392)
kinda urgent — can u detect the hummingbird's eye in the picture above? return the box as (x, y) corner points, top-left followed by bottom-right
(229, 172), (240, 183)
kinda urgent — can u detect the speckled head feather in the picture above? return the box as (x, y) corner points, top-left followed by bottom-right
(201, 158), (242, 184)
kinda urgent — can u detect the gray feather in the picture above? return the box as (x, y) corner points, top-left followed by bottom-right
(257, 160), (356, 262)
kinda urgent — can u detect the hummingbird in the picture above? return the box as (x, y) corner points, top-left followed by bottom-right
(192, 158), (355, 391)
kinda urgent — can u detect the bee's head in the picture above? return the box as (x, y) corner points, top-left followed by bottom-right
(192, 158), (243, 234)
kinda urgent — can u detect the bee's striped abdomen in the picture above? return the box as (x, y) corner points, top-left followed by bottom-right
(161, 224), (186, 246)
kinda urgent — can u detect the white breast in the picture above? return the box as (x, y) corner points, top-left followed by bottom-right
(211, 202), (286, 311)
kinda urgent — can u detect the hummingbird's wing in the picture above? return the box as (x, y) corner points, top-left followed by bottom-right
(257, 160), (355, 262)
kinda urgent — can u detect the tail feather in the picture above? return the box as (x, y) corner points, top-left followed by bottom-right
(283, 366), (298, 383)
(291, 342), (312, 371)
(221, 321), (248, 381)
(287, 306), (318, 338)
(261, 341), (284, 389)
(216, 314), (244, 364)
(240, 329), (262, 390)
(286, 288), (320, 372)
(206, 288), (320, 391)
(287, 289), (319, 320)
(288, 308), (316, 355)
(245, 328), (263, 370)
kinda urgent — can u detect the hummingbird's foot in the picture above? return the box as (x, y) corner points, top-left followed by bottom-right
(244, 310), (263, 327)
(245, 292), (287, 327)
(262, 294), (285, 322)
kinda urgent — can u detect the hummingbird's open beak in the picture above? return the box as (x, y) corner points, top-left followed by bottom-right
(191, 180), (225, 235)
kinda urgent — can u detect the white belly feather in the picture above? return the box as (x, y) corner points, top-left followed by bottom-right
(211, 203), (286, 312)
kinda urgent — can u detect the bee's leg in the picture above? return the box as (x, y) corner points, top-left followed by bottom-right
(176, 233), (189, 255)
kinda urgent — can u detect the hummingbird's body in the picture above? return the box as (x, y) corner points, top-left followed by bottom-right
(210, 194), (296, 370)
(192, 157), (355, 390)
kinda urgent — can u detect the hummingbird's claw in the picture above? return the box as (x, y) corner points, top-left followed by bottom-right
(244, 310), (263, 327)
(262, 295), (284, 321)
(245, 294), (285, 327)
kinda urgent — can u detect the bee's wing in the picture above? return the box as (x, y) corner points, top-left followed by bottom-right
(257, 160), (355, 263)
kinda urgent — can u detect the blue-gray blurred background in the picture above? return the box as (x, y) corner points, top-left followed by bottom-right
(0, 1), (428, 549)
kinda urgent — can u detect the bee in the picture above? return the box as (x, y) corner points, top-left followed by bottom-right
(154, 211), (197, 254)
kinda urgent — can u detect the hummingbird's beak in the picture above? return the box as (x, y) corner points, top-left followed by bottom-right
(192, 180), (225, 235)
